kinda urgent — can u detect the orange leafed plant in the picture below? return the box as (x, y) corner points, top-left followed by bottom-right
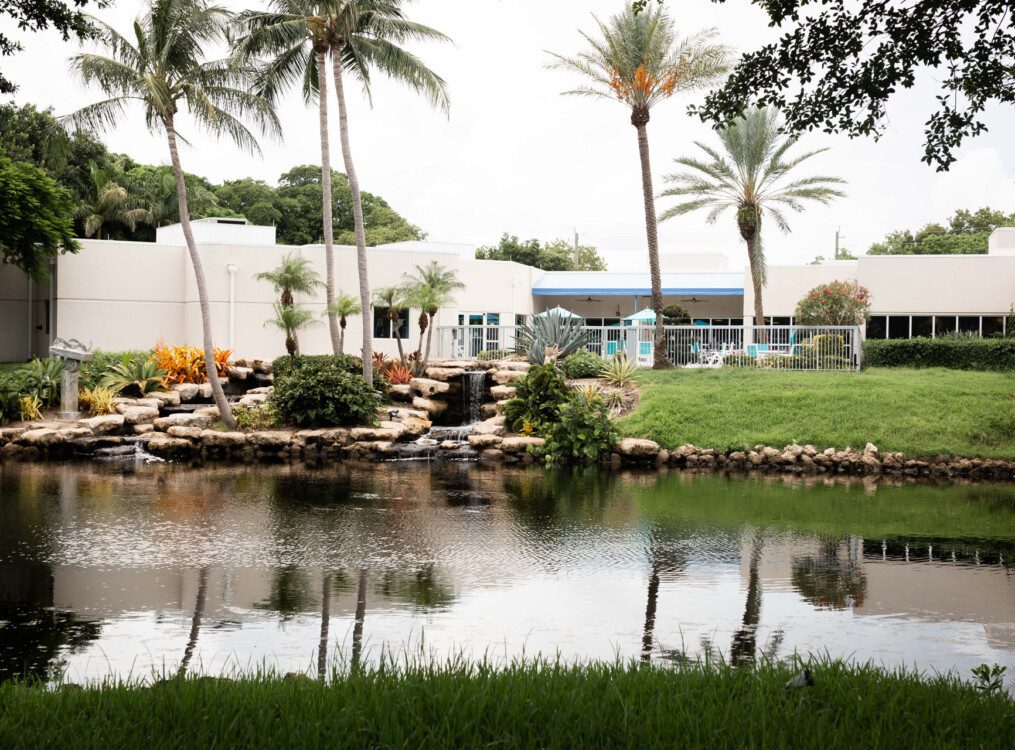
(384, 362), (413, 385)
(154, 340), (232, 384)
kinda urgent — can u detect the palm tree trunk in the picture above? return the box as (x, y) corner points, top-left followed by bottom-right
(317, 51), (341, 354)
(414, 312), (428, 375)
(339, 318), (346, 354)
(332, 54), (372, 384)
(165, 118), (236, 429)
(422, 313), (436, 372)
(746, 235), (765, 326)
(393, 323), (405, 364)
(633, 113), (668, 369)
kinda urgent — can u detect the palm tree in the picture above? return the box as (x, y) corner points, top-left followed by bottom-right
(549, 6), (729, 368)
(401, 261), (464, 374)
(76, 159), (152, 239)
(255, 253), (323, 307)
(67, 0), (280, 429)
(659, 106), (846, 326)
(233, 1), (344, 354)
(326, 291), (361, 354)
(266, 303), (320, 356)
(327, 0), (450, 384)
(371, 285), (407, 363)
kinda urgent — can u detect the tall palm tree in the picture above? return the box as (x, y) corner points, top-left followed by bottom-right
(549, 6), (729, 368)
(255, 251), (323, 351)
(265, 303), (320, 356)
(659, 106), (846, 326)
(77, 159), (152, 239)
(371, 285), (407, 363)
(233, 1), (344, 354)
(327, 0), (450, 384)
(67, 0), (280, 429)
(326, 290), (361, 354)
(401, 261), (464, 374)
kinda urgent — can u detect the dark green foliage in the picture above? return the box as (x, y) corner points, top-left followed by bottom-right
(661, 304), (691, 324)
(758, 355), (808, 370)
(562, 348), (603, 379)
(0, 153), (78, 278)
(0, 660), (1012, 748)
(271, 364), (382, 427)
(868, 208), (1015, 255)
(695, 1), (1015, 170)
(476, 233), (607, 271)
(865, 338), (1015, 371)
(79, 350), (153, 389)
(0, 371), (28, 424)
(18, 358), (64, 405)
(544, 392), (619, 464)
(722, 354), (756, 368)
(270, 354), (387, 394)
(502, 364), (570, 432)
(98, 356), (167, 396)
(514, 311), (590, 365)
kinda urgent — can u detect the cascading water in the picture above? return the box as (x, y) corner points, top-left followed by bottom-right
(462, 371), (487, 425)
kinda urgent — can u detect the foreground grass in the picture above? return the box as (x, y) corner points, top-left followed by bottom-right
(620, 367), (1015, 459)
(1, 661), (1011, 749)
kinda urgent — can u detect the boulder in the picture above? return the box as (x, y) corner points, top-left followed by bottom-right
(480, 448), (504, 461)
(398, 417), (432, 438)
(491, 370), (523, 385)
(468, 433), (503, 449)
(471, 416), (505, 437)
(144, 435), (194, 459)
(423, 367), (466, 381)
(16, 428), (60, 447)
(489, 385), (516, 400)
(193, 406), (220, 418)
(228, 366), (253, 381)
(79, 414), (126, 435)
(114, 398), (160, 413)
(500, 436), (545, 453)
(171, 383), (200, 402)
(239, 393), (268, 408)
(247, 431), (292, 450)
(167, 426), (203, 440)
(246, 386), (272, 395)
(615, 438), (661, 458)
(350, 422), (406, 442)
(199, 430), (247, 448)
(134, 424), (155, 435)
(410, 378), (450, 397)
(153, 413), (213, 431)
(0, 427), (27, 444)
(480, 403), (499, 419)
(148, 391), (182, 408)
(121, 406), (160, 425)
(864, 442), (879, 456)
(412, 397), (447, 415)
(495, 361), (530, 372)
(439, 440), (461, 450)
(389, 384), (412, 402)
(57, 427), (93, 441)
(197, 382), (214, 399)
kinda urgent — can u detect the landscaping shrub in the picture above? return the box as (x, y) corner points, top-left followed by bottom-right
(384, 362), (413, 385)
(19, 358), (64, 405)
(79, 386), (117, 416)
(794, 280), (871, 325)
(758, 355), (809, 370)
(810, 333), (846, 357)
(562, 348), (602, 379)
(601, 354), (637, 386)
(153, 341), (231, 384)
(514, 310), (589, 364)
(501, 364), (570, 432)
(662, 303), (691, 324)
(99, 356), (167, 396)
(476, 349), (509, 362)
(544, 391), (619, 464)
(235, 403), (280, 431)
(723, 353), (756, 368)
(271, 354), (387, 394)
(271, 363), (382, 427)
(0, 371), (24, 424)
(19, 394), (42, 421)
(80, 350), (152, 389)
(865, 337), (1015, 370)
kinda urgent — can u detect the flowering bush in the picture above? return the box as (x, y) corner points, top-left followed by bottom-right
(794, 280), (871, 326)
(384, 362), (414, 385)
(154, 341), (232, 384)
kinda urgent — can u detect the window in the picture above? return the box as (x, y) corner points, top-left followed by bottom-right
(982, 316), (1004, 337)
(888, 316), (909, 339)
(958, 316), (980, 334)
(515, 314), (527, 326)
(934, 316), (956, 336)
(729, 318), (744, 326)
(866, 316), (887, 339)
(373, 306), (409, 339)
(911, 316), (932, 338)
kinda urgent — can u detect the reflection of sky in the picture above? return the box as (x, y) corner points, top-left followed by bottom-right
(1, 462), (1012, 686)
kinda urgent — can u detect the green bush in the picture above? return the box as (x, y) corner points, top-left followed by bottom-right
(757, 355), (809, 370)
(271, 362), (382, 427)
(501, 364), (570, 433)
(722, 353), (756, 368)
(794, 280), (871, 325)
(99, 356), (167, 396)
(271, 354), (387, 394)
(562, 348), (602, 379)
(0, 370), (27, 424)
(864, 337), (1015, 370)
(662, 304), (691, 324)
(476, 349), (509, 362)
(19, 358), (64, 404)
(810, 334), (846, 357)
(80, 350), (152, 389)
(544, 391), (619, 464)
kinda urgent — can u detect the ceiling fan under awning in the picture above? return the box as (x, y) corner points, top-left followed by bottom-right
(681, 296), (708, 303)
(577, 296), (602, 302)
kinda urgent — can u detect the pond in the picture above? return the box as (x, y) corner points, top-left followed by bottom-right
(1, 460), (1013, 685)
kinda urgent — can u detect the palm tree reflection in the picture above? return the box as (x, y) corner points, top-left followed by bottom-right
(177, 566), (209, 678)
(730, 536), (763, 667)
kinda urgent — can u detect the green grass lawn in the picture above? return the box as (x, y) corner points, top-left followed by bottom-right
(620, 367), (1015, 459)
(1, 661), (1011, 749)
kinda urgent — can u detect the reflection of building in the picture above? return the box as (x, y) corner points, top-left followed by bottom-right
(2, 220), (1012, 361)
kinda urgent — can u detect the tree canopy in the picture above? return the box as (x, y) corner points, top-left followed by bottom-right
(692, 0), (1015, 171)
(868, 208), (1015, 255)
(476, 233), (607, 271)
(0, 152), (78, 278)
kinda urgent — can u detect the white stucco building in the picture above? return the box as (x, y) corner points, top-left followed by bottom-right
(1, 219), (1013, 362)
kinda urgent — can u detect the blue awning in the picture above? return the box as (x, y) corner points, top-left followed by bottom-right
(532, 287), (743, 296)
(531, 271), (744, 297)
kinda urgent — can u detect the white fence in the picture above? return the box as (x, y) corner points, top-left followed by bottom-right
(435, 325), (863, 371)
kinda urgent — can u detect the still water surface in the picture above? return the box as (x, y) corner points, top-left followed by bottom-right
(1, 460), (1013, 684)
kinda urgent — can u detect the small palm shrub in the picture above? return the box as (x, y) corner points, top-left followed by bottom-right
(544, 390), (619, 465)
(79, 386), (117, 415)
(100, 356), (167, 396)
(562, 348), (602, 379)
(501, 364), (570, 432)
(271, 363), (382, 427)
(19, 394), (43, 421)
(601, 354), (637, 387)
(514, 310), (589, 364)
(20, 358), (64, 404)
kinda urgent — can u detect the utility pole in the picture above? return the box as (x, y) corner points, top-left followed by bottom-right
(573, 228), (580, 268)
(834, 227), (845, 259)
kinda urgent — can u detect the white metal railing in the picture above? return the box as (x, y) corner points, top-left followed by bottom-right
(434, 325), (863, 371)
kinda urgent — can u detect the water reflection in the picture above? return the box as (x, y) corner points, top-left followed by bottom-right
(0, 461), (1012, 684)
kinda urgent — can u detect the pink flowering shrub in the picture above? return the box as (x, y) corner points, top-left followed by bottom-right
(794, 280), (872, 325)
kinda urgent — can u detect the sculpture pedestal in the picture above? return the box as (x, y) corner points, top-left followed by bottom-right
(57, 368), (81, 421)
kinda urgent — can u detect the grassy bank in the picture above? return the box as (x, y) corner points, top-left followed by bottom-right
(1, 661), (1011, 748)
(620, 367), (1015, 459)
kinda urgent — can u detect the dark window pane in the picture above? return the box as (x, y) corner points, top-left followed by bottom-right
(888, 316), (910, 339)
(911, 316), (932, 337)
(604, 318), (620, 327)
(487, 313), (500, 326)
(729, 318), (744, 325)
(458, 314), (464, 325)
(712, 319), (730, 325)
(515, 314), (526, 326)
(396, 309), (410, 339)
(374, 307), (390, 339)
(866, 316), (886, 339)
(934, 316), (955, 335)
(586, 318), (602, 327)
(982, 316), (1003, 337)
(772, 316), (792, 325)
(958, 316), (980, 334)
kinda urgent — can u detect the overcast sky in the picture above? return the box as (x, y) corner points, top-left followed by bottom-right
(4, 0), (1015, 271)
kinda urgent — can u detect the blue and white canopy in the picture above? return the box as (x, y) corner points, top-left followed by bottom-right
(624, 308), (657, 323)
(536, 305), (583, 319)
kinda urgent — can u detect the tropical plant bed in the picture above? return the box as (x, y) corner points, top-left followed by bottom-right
(1, 661), (1011, 749)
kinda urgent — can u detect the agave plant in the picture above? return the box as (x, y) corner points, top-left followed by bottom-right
(514, 310), (589, 365)
(21, 358), (65, 405)
(100, 355), (168, 396)
(601, 354), (638, 387)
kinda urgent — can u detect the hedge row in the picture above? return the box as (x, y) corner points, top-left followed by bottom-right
(864, 337), (1015, 370)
